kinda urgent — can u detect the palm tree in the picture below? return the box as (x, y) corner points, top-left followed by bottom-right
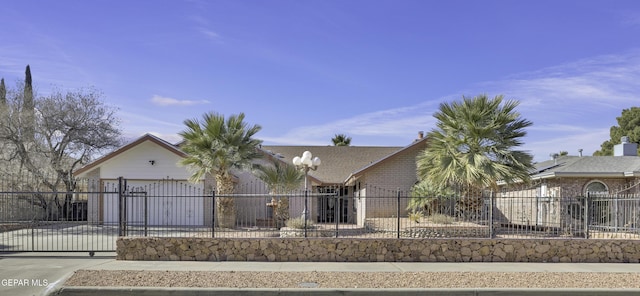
(407, 178), (454, 216)
(255, 160), (304, 227)
(180, 112), (262, 228)
(416, 94), (534, 218)
(331, 134), (352, 146)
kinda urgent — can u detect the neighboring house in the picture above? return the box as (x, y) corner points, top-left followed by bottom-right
(496, 137), (640, 233)
(74, 132), (429, 227)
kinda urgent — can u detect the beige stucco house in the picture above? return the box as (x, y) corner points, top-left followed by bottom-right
(74, 133), (429, 228)
(74, 134), (206, 226)
(259, 135), (428, 226)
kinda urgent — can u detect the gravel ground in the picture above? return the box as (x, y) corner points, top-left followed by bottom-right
(65, 270), (640, 289)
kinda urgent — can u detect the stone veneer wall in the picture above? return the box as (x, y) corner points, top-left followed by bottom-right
(117, 237), (640, 263)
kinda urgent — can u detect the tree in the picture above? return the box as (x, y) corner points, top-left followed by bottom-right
(0, 78), (6, 107)
(593, 107), (640, 156)
(254, 160), (304, 227)
(416, 95), (534, 218)
(23, 65), (35, 140)
(0, 85), (122, 219)
(179, 112), (262, 228)
(331, 133), (352, 146)
(407, 178), (454, 216)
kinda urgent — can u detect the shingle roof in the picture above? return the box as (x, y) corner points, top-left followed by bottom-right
(260, 145), (402, 184)
(532, 155), (640, 179)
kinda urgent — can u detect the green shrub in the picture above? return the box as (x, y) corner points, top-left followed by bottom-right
(408, 210), (424, 224)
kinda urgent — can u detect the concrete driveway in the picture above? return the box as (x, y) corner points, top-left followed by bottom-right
(0, 252), (115, 296)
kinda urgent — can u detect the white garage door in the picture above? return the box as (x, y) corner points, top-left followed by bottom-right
(102, 179), (205, 226)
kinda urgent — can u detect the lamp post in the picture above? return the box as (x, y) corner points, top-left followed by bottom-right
(292, 151), (321, 237)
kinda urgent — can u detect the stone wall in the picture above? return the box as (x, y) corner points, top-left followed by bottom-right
(117, 237), (640, 263)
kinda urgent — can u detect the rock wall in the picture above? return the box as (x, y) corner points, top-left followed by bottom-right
(117, 237), (640, 263)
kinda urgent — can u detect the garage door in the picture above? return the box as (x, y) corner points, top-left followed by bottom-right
(102, 179), (205, 226)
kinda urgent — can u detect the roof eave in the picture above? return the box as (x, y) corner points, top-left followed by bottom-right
(533, 172), (631, 179)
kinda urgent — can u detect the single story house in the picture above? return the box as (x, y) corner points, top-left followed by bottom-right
(74, 133), (429, 228)
(496, 137), (640, 233)
(74, 134), (206, 226)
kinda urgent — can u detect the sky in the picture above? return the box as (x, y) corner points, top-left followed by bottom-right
(2, 0), (640, 162)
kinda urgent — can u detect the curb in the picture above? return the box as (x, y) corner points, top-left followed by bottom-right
(52, 287), (640, 296)
(40, 271), (77, 296)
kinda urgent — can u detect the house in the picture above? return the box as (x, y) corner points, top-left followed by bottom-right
(74, 132), (429, 228)
(74, 134), (207, 226)
(258, 134), (428, 226)
(496, 137), (640, 233)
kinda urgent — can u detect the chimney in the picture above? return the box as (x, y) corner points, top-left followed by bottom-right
(578, 149), (583, 157)
(614, 136), (638, 156)
(418, 131), (424, 140)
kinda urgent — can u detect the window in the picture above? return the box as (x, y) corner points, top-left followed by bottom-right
(585, 181), (608, 197)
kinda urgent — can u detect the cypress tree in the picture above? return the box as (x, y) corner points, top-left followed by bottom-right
(23, 65), (35, 140)
(0, 78), (6, 107)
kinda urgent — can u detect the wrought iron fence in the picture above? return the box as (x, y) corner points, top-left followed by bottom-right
(3, 176), (640, 253)
(0, 176), (119, 252)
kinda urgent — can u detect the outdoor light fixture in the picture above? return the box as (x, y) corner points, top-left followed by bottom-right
(292, 151), (321, 237)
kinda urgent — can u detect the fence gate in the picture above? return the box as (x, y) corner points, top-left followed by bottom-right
(0, 189), (118, 254)
(1, 176), (207, 254)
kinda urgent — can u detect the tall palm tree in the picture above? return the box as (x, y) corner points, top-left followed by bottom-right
(416, 94), (534, 218)
(331, 133), (352, 146)
(180, 112), (262, 228)
(255, 160), (304, 227)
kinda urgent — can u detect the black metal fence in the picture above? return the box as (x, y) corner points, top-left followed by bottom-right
(2, 176), (640, 253)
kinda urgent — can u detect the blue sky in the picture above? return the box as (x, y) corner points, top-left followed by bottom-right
(2, 0), (640, 162)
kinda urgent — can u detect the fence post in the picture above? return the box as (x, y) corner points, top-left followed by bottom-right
(584, 193), (590, 239)
(211, 190), (216, 238)
(489, 189), (494, 238)
(335, 193), (340, 238)
(397, 188), (401, 239)
(304, 189), (308, 238)
(144, 193), (148, 237)
(31, 193), (35, 251)
(118, 176), (126, 237)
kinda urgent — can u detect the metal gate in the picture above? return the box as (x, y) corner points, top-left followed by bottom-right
(0, 176), (208, 254)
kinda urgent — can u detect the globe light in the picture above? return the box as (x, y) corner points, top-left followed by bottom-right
(312, 157), (321, 167)
(292, 156), (302, 166)
(302, 151), (312, 159)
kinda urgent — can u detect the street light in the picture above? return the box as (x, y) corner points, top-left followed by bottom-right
(292, 151), (321, 237)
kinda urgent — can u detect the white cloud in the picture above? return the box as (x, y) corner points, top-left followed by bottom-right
(150, 95), (210, 106)
(261, 101), (440, 145)
(265, 50), (640, 162)
(198, 28), (221, 41)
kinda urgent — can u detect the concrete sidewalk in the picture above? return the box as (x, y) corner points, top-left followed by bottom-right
(3, 252), (640, 296)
